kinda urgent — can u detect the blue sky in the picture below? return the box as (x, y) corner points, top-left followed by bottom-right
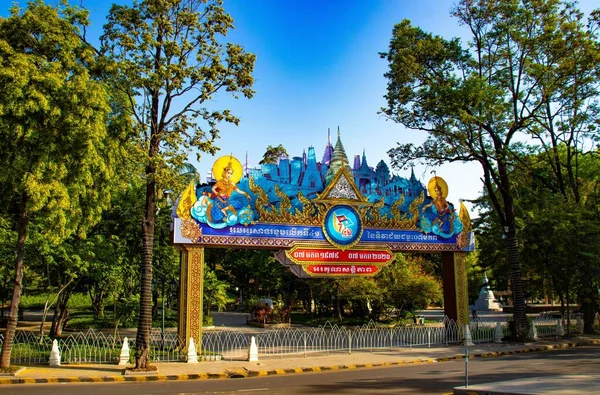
(68, 0), (483, 212)
(4, 0), (597, 215)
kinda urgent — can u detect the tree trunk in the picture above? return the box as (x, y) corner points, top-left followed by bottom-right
(135, 171), (156, 369)
(0, 193), (29, 368)
(39, 279), (73, 342)
(54, 307), (69, 337)
(581, 291), (596, 334)
(91, 288), (105, 319)
(152, 289), (159, 318)
(505, 232), (528, 340)
(50, 290), (71, 338)
(49, 299), (60, 339)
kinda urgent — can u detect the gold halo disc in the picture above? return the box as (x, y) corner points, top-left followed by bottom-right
(427, 176), (449, 199)
(212, 155), (243, 183)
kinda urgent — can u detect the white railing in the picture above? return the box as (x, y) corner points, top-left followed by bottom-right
(201, 319), (466, 360)
(0, 329), (186, 365)
(0, 314), (580, 365)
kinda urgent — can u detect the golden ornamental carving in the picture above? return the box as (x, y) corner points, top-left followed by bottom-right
(457, 200), (472, 249)
(180, 219), (202, 242)
(249, 177), (323, 225)
(247, 175), (423, 230)
(188, 249), (204, 341)
(362, 193), (423, 230)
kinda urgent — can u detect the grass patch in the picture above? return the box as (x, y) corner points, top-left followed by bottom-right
(0, 365), (21, 374)
(67, 311), (114, 330)
(18, 292), (107, 310)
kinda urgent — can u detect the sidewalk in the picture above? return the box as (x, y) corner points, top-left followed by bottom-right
(1, 335), (599, 391)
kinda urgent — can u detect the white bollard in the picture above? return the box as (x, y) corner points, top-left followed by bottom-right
(557, 319), (565, 336)
(248, 336), (259, 362)
(576, 316), (584, 334)
(494, 322), (504, 343)
(528, 321), (538, 341)
(118, 337), (130, 365)
(49, 339), (61, 367)
(187, 337), (199, 363)
(463, 324), (474, 346)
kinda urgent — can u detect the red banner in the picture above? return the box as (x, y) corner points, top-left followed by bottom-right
(306, 264), (380, 275)
(289, 248), (393, 263)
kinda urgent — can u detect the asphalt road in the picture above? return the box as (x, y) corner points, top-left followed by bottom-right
(2, 345), (599, 395)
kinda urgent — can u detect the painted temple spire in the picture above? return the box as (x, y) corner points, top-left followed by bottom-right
(325, 127), (352, 185)
(410, 166), (417, 182)
(353, 154), (360, 170)
(322, 128), (334, 166)
(360, 149), (369, 170)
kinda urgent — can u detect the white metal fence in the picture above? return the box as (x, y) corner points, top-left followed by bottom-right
(0, 329), (185, 365)
(0, 315), (581, 365)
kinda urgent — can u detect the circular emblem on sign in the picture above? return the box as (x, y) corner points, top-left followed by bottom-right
(322, 205), (363, 250)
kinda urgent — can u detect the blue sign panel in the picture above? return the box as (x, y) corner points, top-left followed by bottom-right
(322, 205), (363, 249)
(172, 147), (476, 253)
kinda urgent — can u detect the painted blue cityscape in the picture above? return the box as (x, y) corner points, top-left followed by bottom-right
(197, 129), (425, 214)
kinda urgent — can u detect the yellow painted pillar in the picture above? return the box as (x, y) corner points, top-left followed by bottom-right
(178, 245), (204, 350)
(442, 251), (470, 326)
(453, 252), (469, 327)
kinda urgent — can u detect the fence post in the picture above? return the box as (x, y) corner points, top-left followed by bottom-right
(528, 321), (539, 341)
(557, 319), (565, 336)
(445, 324), (448, 346)
(187, 337), (199, 363)
(576, 316), (584, 334)
(494, 322), (504, 343)
(49, 339), (61, 367)
(427, 329), (431, 348)
(348, 332), (352, 355)
(463, 325), (474, 346)
(118, 337), (130, 365)
(389, 330), (393, 351)
(303, 332), (307, 357)
(248, 336), (259, 362)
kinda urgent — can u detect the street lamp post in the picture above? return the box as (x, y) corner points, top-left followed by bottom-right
(161, 281), (165, 349)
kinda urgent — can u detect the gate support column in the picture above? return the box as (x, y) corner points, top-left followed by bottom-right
(442, 252), (469, 326)
(178, 245), (205, 351)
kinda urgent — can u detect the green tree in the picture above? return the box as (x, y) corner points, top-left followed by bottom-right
(101, 0), (255, 369)
(380, 0), (598, 340)
(259, 144), (289, 165)
(375, 254), (442, 318)
(0, 1), (117, 367)
(202, 264), (228, 324)
(472, 141), (600, 335)
(336, 278), (382, 319)
(478, 148), (600, 332)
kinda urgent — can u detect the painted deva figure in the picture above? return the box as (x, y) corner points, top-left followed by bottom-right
(191, 155), (253, 228)
(420, 176), (463, 238)
(208, 158), (250, 223)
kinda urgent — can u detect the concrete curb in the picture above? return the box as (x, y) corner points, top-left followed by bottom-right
(0, 339), (598, 385)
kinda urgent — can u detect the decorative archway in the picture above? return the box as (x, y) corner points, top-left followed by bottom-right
(172, 138), (474, 349)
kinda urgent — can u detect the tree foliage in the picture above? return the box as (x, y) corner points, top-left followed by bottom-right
(375, 254), (443, 318)
(101, 0), (255, 369)
(476, 147), (600, 332)
(380, 0), (599, 340)
(0, 0), (119, 367)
